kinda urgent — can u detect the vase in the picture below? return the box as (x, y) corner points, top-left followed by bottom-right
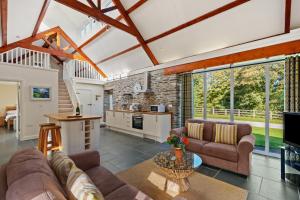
(174, 147), (183, 162)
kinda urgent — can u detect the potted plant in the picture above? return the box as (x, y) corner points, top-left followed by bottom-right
(167, 134), (190, 161)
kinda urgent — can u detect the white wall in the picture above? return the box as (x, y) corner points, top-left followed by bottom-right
(0, 63), (58, 140)
(75, 82), (104, 119)
(0, 83), (18, 113)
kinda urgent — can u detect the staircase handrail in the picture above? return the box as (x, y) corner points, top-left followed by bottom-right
(63, 63), (80, 110)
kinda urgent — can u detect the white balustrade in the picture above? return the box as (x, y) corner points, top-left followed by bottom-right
(64, 59), (105, 81)
(0, 47), (50, 69)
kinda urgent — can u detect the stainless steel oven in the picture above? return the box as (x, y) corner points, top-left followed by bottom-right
(132, 115), (143, 130)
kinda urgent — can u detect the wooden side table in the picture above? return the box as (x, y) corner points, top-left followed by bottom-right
(0, 115), (4, 127)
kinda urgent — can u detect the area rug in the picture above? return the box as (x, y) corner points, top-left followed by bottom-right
(117, 159), (248, 200)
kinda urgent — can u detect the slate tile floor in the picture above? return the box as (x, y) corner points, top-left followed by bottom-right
(0, 127), (299, 200)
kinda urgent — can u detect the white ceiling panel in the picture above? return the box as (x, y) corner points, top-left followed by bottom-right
(43, 1), (89, 44)
(120, 0), (140, 10)
(148, 0), (285, 63)
(291, 0), (300, 30)
(7, 0), (44, 43)
(129, 0), (234, 40)
(99, 47), (153, 75)
(83, 27), (138, 63)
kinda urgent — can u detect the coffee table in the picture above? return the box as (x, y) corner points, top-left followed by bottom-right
(153, 150), (202, 192)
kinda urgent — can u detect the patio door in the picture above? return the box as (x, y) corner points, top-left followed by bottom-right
(192, 59), (285, 157)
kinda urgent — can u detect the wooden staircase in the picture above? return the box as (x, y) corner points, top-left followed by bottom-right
(58, 80), (73, 113)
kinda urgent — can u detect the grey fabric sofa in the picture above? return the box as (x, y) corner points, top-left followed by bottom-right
(0, 148), (150, 200)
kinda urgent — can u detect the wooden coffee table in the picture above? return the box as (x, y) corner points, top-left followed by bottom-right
(153, 150), (202, 192)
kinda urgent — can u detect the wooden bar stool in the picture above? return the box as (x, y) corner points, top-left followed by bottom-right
(38, 123), (62, 156)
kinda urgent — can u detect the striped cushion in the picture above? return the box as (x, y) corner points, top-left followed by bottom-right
(50, 151), (75, 185)
(66, 166), (104, 200)
(188, 123), (204, 140)
(215, 124), (238, 145)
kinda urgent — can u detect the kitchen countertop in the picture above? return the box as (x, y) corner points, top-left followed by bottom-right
(45, 113), (102, 121)
(107, 110), (172, 115)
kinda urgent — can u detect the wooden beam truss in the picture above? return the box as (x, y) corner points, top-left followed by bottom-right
(1, 0), (8, 46)
(0, 26), (107, 78)
(32, 0), (51, 36)
(164, 39), (300, 75)
(55, 0), (135, 35)
(112, 0), (158, 65)
(96, 0), (249, 64)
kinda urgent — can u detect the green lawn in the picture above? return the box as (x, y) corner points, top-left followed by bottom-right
(194, 113), (282, 124)
(252, 127), (283, 150)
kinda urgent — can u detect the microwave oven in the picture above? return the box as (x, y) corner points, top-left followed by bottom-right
(150, 104), (165, 112)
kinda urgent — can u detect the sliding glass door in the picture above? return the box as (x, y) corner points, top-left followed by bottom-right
(234, 65), (266, 152)
(192, 60), (285, 156)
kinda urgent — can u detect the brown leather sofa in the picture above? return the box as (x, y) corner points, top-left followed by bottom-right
(171, 119), (255, 176)
(0, 148), (151, 200)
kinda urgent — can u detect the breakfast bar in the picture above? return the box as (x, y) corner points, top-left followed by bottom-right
(44, 113), (101, 155)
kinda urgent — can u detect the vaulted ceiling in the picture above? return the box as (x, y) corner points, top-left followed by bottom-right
(1, 0), (300, 78)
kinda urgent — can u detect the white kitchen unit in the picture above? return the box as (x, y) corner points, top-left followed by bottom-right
(106, 110), (171, 143)
(45, 114), (101, 155)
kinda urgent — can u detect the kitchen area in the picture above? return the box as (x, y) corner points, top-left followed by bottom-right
(104, 70), (180, 143)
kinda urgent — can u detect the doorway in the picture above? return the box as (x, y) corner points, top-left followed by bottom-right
(0, 80), (21, 139)
(76, 89), (93, 115)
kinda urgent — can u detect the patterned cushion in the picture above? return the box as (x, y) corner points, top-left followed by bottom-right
(50, 151), (75, 185)
(188, 123), (204, 140)
(66, 165), (104, 200)
(215, 124), (238, 145)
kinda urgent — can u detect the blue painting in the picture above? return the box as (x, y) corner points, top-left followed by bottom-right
(32, 87), (50, 100)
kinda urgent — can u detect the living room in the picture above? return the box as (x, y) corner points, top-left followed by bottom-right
(0, 0), (300, 200)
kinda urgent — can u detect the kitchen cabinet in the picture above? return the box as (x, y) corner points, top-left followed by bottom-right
(106, 110), (171, 143)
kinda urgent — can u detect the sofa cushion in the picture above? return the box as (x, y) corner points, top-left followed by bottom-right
(215, 124), (238, 145)
(6, 173), (67, 200)
(203, 142), (238, 162)
(186, 138), (209, 154)
(185, 119), (214, 141)
(187, 123), (204, 140)
(50, 151), (75, 185)
(105, 185), (146, 200)
(66, 165), (104, 200)
(6, 148), (60, 187)
(85, 166), (126, 197)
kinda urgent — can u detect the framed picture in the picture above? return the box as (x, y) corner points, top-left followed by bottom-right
(31, 87), (51, 100)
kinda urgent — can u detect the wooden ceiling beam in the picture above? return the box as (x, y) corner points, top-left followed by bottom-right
(57, 28), (107, 78)
(78, 0), (147, 50)
(32, 0), (51, 36)
(0, 0), (8, 46)
(0, 26), (61, 53)
(55, 0), (135, 36)
(102, 6), (117, 13)
(285, 0), (292, 33)
(97, 0), (101, 9)
(164, 39), (300, 75)
(112, 0), (158, 65)
(97, 44), (141, 64)
(95, 0), (249, 64)
(86, 0), (97, 9)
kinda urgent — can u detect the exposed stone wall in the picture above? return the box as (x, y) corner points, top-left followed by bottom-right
(104, 69), (181, 128)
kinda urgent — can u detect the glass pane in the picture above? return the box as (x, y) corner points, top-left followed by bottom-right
(207, 70), (230, 121)
(269, 61), (285, 153)
(234, 65), (265, 151)
(192, 73), (204, 119)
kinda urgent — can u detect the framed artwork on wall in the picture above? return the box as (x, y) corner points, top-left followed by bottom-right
(31, 87), (51, 100)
